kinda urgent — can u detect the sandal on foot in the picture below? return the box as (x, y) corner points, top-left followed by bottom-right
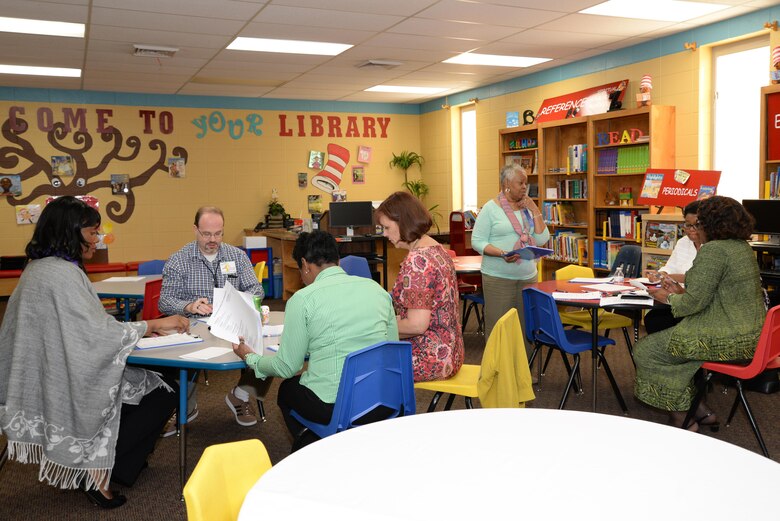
(695, 412), (720, 432)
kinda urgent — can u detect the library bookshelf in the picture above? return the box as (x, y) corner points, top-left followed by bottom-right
(499, 105), (676, 280)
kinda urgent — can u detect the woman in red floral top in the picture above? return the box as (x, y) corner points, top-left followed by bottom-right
(376, 192), (464, 382)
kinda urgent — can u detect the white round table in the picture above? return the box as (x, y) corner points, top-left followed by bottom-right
(238, 408), (779, 520)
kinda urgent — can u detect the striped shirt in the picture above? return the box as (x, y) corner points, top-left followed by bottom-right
(246, 266), (399, 403)
(159, 241), (263, 317)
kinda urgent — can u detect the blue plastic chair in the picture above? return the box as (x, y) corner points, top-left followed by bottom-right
(290, 341), (416, 441)
(522, 288), (628, 412)
(138, 259), (166, 275)
(462, 292), (484, 334)
(340, 255), (372, 279)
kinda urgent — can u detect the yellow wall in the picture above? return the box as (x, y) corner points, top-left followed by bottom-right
(0, 104), (420, 261)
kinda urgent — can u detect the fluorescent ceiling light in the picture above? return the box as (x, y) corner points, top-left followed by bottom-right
(365, 85), (448, 94)
(0, 16), (84, 38)
(227, 37), (352, 56)
(0, 64), (81, 78)
(580, 0), (728, 22)
(444, 53), (551, 68)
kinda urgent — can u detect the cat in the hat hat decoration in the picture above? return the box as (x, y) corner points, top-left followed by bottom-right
(637, 74), (652, 107)
(771, 46), (780, 84)
(312, 143), (350, 194)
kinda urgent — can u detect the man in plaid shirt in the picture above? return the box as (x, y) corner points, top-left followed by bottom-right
(160, 206), (265, 429)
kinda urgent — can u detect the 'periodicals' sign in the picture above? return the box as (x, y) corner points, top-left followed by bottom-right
(636, 168), (722, 207)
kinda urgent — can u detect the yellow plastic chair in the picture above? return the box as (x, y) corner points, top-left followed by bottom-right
(183, 439), (272, 521)
(555, 264), (635, 367)
(415, 308), (534, 410)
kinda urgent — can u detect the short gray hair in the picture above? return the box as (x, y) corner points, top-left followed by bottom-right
(499, 164), (527, 189)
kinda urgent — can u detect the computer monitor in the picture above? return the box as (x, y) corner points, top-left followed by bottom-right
(742, 199), (780, 244)
(329, 201), (374, 236)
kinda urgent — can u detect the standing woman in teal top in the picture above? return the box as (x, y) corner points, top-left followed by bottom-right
(471, 165), (550, 348)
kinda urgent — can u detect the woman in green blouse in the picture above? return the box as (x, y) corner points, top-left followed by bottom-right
(635, 196), (765, 431)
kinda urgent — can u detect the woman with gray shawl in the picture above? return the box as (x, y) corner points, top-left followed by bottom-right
(0, 196), (189, 509)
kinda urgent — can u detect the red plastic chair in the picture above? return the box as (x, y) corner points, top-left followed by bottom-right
(682, 305), (780, 457)
(446, 249), (484, 333)
(141, 278), (164, 320)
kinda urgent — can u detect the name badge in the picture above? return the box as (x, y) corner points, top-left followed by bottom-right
(219, 261), (237, 275)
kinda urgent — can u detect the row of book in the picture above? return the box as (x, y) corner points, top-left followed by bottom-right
(548, 178), (588, 199)
(567, 144), (587, 173)
(769, 169), (780, 199)
(541, 202), (584, 226)
(600, 210), (640, 240)
(548, 230), (588, 264)
(593, 240), (625, 270)
(596, 144), (649, 174)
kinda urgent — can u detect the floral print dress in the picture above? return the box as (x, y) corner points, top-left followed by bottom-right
(391, 244), (464, 382)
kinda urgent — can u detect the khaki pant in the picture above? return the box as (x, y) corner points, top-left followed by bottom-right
(481, 272), (536, 357)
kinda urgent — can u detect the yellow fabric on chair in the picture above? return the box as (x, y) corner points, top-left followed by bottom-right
(415, 308), (534, 410)
(183, 439), (272, 521)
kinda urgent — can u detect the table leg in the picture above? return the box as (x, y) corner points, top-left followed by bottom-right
(123, 297), (131, 322)
(178, 368), (188, 500)
(591, 309), (598, 412)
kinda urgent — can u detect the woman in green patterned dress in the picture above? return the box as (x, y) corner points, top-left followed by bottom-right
(635, 196), (765, 431)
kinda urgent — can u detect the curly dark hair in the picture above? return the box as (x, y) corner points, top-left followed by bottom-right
(25, 196), (101, 271)
(375, 191), (432, 243)
(697, 195), (754, 241)
(292, 230), (340, 269)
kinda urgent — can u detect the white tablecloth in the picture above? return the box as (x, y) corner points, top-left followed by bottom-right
(239, 408), (779, 521)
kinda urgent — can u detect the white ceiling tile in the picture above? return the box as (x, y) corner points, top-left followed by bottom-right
(388, 19), (521, 40)
(535, 14), (674, 36)
(92, 0), (265, 19)
(177, 83), (276, 97)
(500, 28), (623, 48)
(90, 7), (246, 35)
(253, 5), (404, 31)
(268, 0), (438, 17)
(0, 0), (88, 22)
(416, 0), (566, 28)
(364, 33), (484, 53)
(237, 22), (377, 44)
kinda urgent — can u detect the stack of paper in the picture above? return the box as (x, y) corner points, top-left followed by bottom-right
(552, 291), (602, 301)
(136, 333), (203, 350)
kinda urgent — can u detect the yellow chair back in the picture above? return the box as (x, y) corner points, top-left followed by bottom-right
(183, 439), (272, 521)
(253, 261), (267, 283)
(555, 264), (594, 281)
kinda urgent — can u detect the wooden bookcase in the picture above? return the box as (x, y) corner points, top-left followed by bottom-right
(499, 124), (539, 199)
(640, 212), (684, 272)
(759, 83), (780, 198)
(497, 105), (676, 280)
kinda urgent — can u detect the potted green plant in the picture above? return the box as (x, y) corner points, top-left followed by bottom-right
(266, 190), (287, 228)
(389, 151), (424, 184)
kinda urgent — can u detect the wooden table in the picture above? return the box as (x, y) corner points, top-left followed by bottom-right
(93, 275), (161, 321)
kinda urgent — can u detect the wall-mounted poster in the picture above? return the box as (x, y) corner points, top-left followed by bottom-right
(357, 145), (372, 163)
(308, 151), (324, 169)
(352, 166), (365, 184)
(111, 174), (130, 195)
(16, 204), (41, 224)
(168, 158), (186, 178)
(51, 155), (75, 177)
(332, 190), (347, 202)
(298, 172), (308, 188)
(308, 194), (323, 213)
(0, 175), (21, 196)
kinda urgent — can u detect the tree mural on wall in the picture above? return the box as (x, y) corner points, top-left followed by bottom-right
(0, 116), (188, 223)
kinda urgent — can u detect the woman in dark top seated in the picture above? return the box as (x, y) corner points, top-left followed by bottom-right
(0, 196), (188, 508)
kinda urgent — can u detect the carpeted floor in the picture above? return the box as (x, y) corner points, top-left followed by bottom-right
(1, 299), (779, 520)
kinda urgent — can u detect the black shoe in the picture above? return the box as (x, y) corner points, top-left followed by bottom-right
(81, 486), (127, 509)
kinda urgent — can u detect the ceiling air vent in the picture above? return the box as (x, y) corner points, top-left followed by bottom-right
(133, 44), (179, 58)
(357, 59), (402, 70)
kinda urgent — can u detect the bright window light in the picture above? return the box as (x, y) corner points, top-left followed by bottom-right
(0, 16), (84, 38)
(0, 64), (81, 78)
(365, 85), (448, 94)
(580, 0), (728, 22)
(444, 53), (550, 67)
(227, 37), (352, 56)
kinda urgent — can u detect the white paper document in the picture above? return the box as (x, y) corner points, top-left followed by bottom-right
(552, 291), (602, 301)
(179, 347), (233, 360)
(582, 283), (634, 293)
(263, 324), (284, 337)
(569, 277), (614, 284)
(207, 282), (263, 353)
(600, 295), (655, 307)
(136, 333), (203, 350)
(103, 276), (145, 282)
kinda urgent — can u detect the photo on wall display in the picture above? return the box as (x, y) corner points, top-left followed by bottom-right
(308, 151), (324, 169)
(16, 204), (41, 224)
(357, 145), (372, 163)
(352, 166), (365, 184)
(51, 155), (75, 177)
(332, 190), (347, 202)
(298, 172), (308, 188)
(0, 175), (21, 196)
(110, 174), (130, 195)
(168, 157), (186, 178)
(308, 194), (323, 213)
